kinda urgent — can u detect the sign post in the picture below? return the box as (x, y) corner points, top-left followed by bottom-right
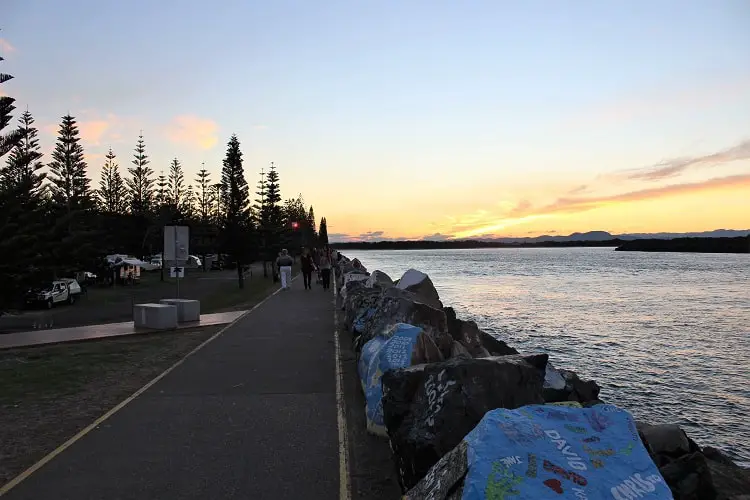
(164, 226), (189, 298)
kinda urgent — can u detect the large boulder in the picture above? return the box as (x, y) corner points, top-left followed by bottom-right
(396, 269), (442, 309)
(356, 287), (450, 355)
(405, 404), (673, 500)
(366, 270), (394, 288)
(381, 354), (547, 491)
(358, 323), (443, 436)
(639, 426), (750, 499)
(443, 307), (518, 358)
(343, 285), (382, 332)
(542, 368), (601, 405)
(340, 274), (370, 305)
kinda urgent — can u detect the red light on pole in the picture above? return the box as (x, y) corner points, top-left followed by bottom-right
(291, 221), (299, 230)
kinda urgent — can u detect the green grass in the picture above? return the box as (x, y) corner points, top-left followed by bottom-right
(0, 329), (214, 405)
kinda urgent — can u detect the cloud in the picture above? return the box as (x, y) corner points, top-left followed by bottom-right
(0, 38), (15, 54)
(422, 233), (452, 241)
(358, 231), (385, 240)
(621, 139), (750, 181)
(165, 115), (219, 150)
(535, 174), (750, 216)
(78, 120), (111, 146)
(448, 173), (750, 239)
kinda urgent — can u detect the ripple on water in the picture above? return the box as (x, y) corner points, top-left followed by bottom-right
(346, 247), (750, 466)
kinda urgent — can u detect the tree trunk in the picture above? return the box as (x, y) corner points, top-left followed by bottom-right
(237, 259), (244, 289)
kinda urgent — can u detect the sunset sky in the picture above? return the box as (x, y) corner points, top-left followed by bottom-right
(3, 0), (749, 241)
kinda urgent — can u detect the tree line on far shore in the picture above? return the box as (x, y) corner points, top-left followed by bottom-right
(0, 50), (330, 313)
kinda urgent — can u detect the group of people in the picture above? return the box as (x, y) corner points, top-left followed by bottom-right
(275, 246), (335, 291)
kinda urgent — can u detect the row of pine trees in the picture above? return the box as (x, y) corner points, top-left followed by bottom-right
(0, 49), (329, 313)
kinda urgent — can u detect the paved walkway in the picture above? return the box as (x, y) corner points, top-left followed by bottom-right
(2, 277), (340, 500)
(0, 311), (247, 350)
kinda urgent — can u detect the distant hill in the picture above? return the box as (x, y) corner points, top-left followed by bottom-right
(483, 229), (750, 244)
(331, 229), (750, 251)
(616, 236), (750, 254)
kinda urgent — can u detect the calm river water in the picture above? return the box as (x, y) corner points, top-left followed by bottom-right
(344, 247), (750, 465)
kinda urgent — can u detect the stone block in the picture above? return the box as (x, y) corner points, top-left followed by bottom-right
(159, 298), (200, 322)
(134, 303), (178, 329)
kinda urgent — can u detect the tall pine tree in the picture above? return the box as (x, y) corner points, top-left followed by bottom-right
(126, 133), (154, 215)
(195, 164), (212, 222)
(167, 157), (185, 210)
(319, 217), (329, 245)
(97, 148), (127, 214)
(2, 109), (45, 200)
(220, 134), (251, 288)
(0, 54), (39, 313)
(261, 162), (283, 258)
(47, 114), (92, 212)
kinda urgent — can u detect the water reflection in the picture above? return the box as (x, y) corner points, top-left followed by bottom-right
(346, 247), (750, 465)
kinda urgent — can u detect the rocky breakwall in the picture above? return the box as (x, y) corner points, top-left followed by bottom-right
(332, 254), (750, 500)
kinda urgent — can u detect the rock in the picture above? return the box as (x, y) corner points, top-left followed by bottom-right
(458, 319), (515, 358)
(381, 354), (547, 491)
(351, 258), (367, 273)
(558, 368), (601, 404)
(366, 270), (393, 288)
(344, 285), (382, 332)
(443, 307), (518, 358)
(359, 323), (441, 436)
(705, 456), (750, 499)
(403, 440), (469, 500)
(340, 271), (370, 302)
(396, 269), (442, 309)
(544, 362), (567, 390)
(449, 340), (471, 359)
(356, 288), (450, 355)
(703, 446), (738, 466)
(407, 403), (672, 500)
(659, 452), (718, 499)
(638, 423), (697, 466)
(476, 328), (519, 356)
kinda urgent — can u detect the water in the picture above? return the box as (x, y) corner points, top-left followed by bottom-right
(344, 247), (750, 465)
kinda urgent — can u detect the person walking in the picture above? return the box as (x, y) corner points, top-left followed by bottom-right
(276, 249), (294, 291)
(319, 250), (332, 290)
(300, 247), (315, 290)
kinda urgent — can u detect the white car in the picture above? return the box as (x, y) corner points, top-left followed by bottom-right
(25, 279), (82, 309)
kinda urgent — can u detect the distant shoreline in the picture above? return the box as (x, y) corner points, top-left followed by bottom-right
(333, 236), (750, 253)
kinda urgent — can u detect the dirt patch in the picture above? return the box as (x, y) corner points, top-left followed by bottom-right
(0, 327), (222, 486)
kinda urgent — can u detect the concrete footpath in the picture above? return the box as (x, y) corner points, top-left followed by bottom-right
(2, 277), (340, 500)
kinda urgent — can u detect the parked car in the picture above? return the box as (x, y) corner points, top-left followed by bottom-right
(25, 279), (83, 309)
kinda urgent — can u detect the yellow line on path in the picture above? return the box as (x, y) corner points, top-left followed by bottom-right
(0, 285), (285, 497)
(333, 269), (352, 500)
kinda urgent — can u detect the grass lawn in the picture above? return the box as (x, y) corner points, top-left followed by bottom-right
(0, 327), (221, 486)
(0, 263), (297, 333)
(0, 264), (299, 486)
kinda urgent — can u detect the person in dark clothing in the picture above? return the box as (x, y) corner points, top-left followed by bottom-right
(300, 248), (316, 290)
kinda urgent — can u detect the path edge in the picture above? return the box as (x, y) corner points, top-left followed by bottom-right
(0, 283), (285, 497)
(333, 268), (353, 500)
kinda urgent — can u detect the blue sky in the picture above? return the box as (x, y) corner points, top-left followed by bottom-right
(3, 0), (749, 239)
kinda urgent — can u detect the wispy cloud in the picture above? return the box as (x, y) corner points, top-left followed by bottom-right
(0, 38), (15, 54)
(621, 139), (750, 181)
(533, 174), (750, 216)
(78, 120), (111, 146)
(165, 115), (219, 150)
(422, 233), (452, 241)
